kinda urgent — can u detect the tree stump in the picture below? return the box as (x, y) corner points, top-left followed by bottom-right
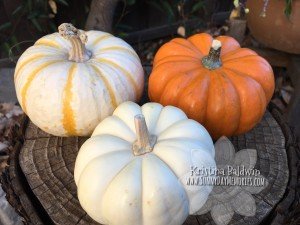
(15, 109), (288, 225)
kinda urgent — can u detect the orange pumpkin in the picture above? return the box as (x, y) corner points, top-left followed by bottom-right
(148, 33), (275, 139)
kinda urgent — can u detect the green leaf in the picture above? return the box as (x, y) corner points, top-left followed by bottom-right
(161, 1), (175, 22)
(117, 32), (129, 38)
(27, 0), (32, 11)
(126, 0), (136, 6)
(146, 1), (164, 13)
(191, 1), (204, 14)
(56, 0), (69, 6)
(12, 5), (23, 16)
(49, 21), (57, 32)
(27, 11), (39, 19)
(0, 22), (12, 31)
(115, 24), (133, 31)
(3, 42), (11, 56)
(11, 36), (21, 52)
(39, 14), (50, 19)
(30, 18), (43, 32)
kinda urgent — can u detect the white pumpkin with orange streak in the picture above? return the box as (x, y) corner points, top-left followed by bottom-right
(14, 23), (144, 136)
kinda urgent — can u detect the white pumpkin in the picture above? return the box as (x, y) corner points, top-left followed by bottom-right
(74, 101), (216, 225)
(14, 23), (144, 136)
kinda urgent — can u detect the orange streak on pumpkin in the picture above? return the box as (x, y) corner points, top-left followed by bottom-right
(91, 34), (112, 46)
(21, 61), (60, 114)
(90, 64), (118, 109)
(97, 46), (138, 58)
(15, 53), (45, 80)
(96, 58), (141, 101)
(62, 64), (77, 136)
(35, 39), (61, 49)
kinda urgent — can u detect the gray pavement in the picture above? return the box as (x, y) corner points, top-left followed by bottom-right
(0, 68), (17, 103)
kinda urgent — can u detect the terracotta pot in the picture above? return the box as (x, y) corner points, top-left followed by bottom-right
(247, 0), (300, 54)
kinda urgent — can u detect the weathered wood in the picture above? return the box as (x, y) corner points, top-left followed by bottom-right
(123, 19), (204, 44)
(268, 104), (300, 225)
(85, 0), (120, 33)
(0, 115), (49, 224)
(227, 19), (247, 44)
(0, 68), (17, 103)
(286, 56), (300, 140)
(17, 110), (288, 225)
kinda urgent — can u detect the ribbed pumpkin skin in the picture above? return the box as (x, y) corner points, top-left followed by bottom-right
(148, 33), (275, 139)
(14, 30), (144, 136)
(74, 101), (216, 225)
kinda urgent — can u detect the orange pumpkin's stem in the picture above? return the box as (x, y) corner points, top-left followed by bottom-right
(132, 114), (157, 156)
(202, 39), (222, 70)
(58, 23), (92, 63)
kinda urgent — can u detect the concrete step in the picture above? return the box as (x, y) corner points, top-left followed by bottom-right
(0, 68), (17, 103)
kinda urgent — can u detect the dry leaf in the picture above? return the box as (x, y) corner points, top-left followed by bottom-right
(282, 85), (294, 93)
(271, 98), (286, 111)
(146, 52), (154, 61)
(0, 103), (14, 114)
(5, 106), (23, 119)
(230, 8), (240, 19)
(0, 142), (8, 152)
(177, 4), (181, 13)
(222, 26), (229, 32)
(0, 118), (7, 132)
(281, 89), (291, 104)
(177, 26), (186, 37)
(48, 0), (57, 14)
(0, 158), (9, 174)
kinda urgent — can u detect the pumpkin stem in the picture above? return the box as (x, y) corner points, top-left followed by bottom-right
(58, 23), (92, 63)
(202, 39), (222, 70)
(132, 114), (157, 156)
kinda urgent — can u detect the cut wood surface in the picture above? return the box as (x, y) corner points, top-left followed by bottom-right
(0, 66), (291, 225)
(17, 110), (288, 225)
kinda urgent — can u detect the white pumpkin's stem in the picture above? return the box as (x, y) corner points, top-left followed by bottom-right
(202, 39), (222, 70)
(58, 23), (92, 62)
(132, 114), (157, 156)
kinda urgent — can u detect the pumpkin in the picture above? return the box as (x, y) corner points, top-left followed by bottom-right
(148, 33), (275, 139)
(14, 23), (144, 136)
(74, 101), (216, 225)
